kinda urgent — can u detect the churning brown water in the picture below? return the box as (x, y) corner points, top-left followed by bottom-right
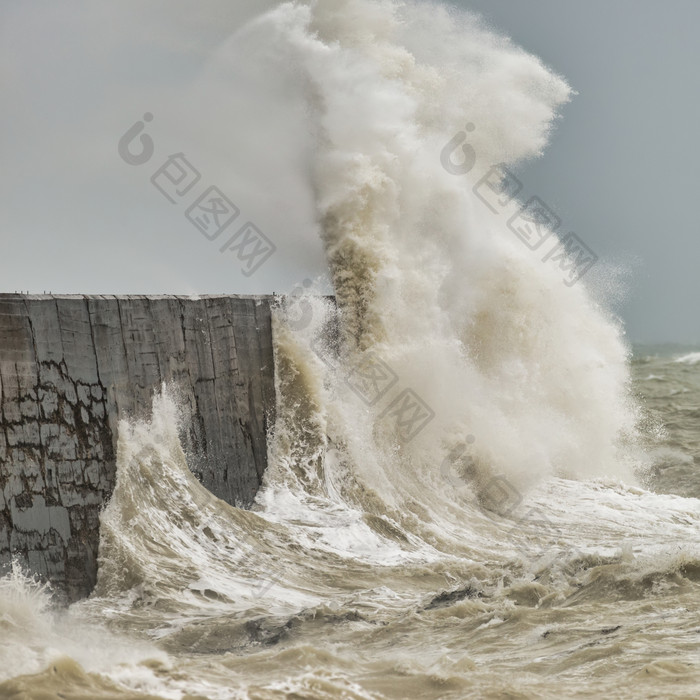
(1, 352), (699, 699)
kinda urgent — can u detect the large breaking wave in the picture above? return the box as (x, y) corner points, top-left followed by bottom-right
(3, 2), (699, 698)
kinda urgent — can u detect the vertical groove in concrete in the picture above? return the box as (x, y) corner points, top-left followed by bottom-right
(0, 294), (276, 602)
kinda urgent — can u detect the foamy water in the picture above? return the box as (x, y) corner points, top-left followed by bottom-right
(1, 1), (699, 698)
(676, 352), (700, 365)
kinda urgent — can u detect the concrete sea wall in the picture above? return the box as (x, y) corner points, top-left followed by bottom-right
(0, 294), (276, 602)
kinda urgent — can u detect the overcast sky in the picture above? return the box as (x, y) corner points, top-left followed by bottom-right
(1, 1), (698, 344)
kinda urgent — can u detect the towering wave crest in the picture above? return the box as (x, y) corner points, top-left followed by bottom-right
(259, 0), (643, 518)
(86, 0), (650, 592)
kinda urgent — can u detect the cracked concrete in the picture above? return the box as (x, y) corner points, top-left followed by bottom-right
(0, 294), (276, 602)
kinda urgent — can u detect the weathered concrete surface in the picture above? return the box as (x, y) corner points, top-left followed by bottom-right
(0, 294), (276, 602)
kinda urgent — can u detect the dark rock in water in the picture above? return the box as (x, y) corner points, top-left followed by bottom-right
(424, 584), (480, 610)
(0, 294), (276, 602)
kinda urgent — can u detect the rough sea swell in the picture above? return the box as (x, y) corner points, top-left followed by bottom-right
(2, 1), (699, 698)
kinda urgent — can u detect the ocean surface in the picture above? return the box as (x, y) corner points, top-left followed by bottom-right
(1, 348), (698, 700)
(1, 1), (699, 698)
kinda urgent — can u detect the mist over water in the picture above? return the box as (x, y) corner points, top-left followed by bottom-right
(2, 1), (699, 698)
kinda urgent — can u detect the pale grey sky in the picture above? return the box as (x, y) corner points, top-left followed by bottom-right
(452, 0), (700, 345)
(1, 1), (698, 343)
